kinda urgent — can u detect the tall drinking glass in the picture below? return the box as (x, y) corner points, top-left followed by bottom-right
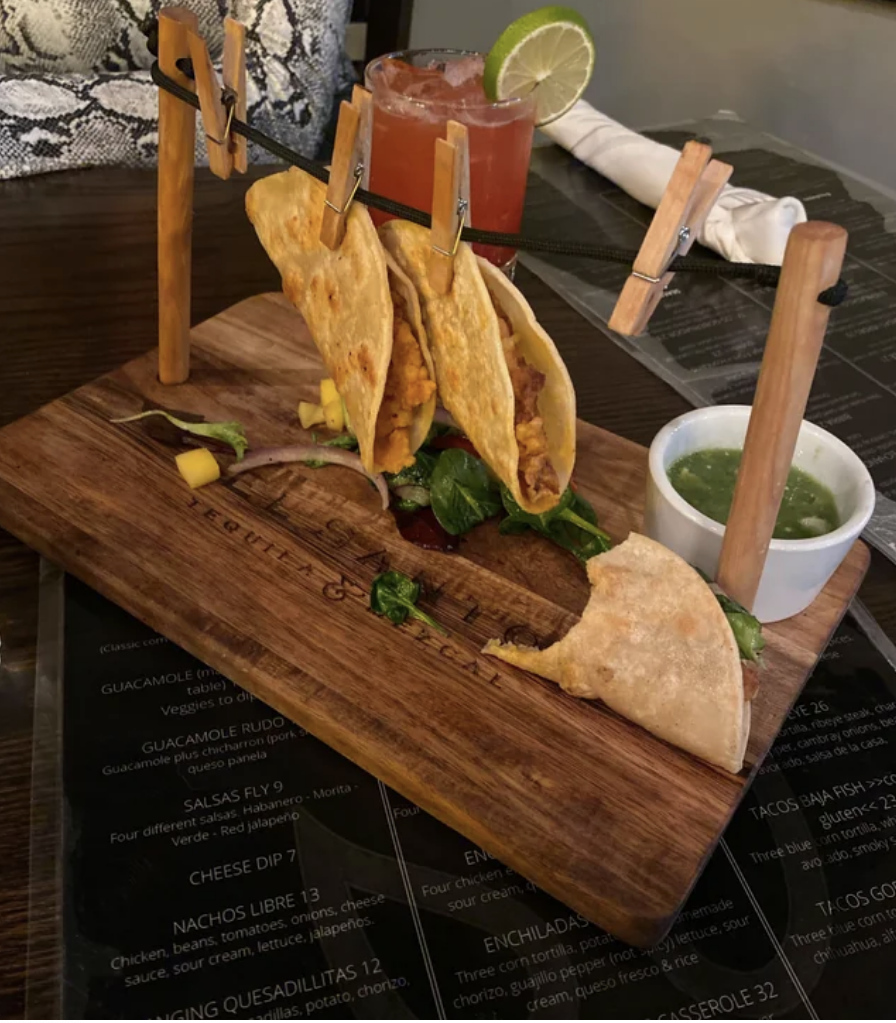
(364, 49), (536, 270)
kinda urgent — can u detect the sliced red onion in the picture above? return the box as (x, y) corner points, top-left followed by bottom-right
(227, 445), (389, 510)
(433, 407), (458, 428)
(393, 485), (431, 507)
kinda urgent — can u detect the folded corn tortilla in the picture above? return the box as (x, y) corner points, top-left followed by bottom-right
(246, 168), (436, 474)
(484, 534), (750, 773)
(379, 220), (576, 514)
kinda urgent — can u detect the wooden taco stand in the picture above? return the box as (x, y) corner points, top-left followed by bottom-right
(0, 9), (866, 946)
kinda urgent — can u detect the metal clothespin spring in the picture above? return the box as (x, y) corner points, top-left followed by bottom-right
(207, 87), (237, 147)
(432, 198), (469, 258)
(631, 226), (693, 285)
(324, 163), (364, 216)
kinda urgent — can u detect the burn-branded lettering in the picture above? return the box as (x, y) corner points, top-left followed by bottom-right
(326, 517), (356, 547)
(502, 624), (540, 648)
(355, 549), (390, 572)
(463, 603), (482, 624)
(323, 574), (366, 602)
(187, 496), (289, 564)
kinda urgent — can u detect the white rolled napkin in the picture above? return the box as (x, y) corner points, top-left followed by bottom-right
(540, 101), (807, 265)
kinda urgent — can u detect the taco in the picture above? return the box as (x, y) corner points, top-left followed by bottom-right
(378, 220), (576, 515)
(246, 168), (437, 474)
(484, 534), (753, 773)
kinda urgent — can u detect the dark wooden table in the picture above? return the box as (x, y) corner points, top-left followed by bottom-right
(1, 165), (895, 1019)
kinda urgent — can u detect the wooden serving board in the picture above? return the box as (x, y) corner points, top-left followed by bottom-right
(0, 293), (868, 946)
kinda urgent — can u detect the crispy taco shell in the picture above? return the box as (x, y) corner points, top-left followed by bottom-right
(246, 168), (435, 474)
(378, 220), (576, 513)
(484, 534), (750, 773)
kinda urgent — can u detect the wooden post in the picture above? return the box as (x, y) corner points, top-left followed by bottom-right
(428, 120), (470, 296)
(717, 221), (848, 610)
(157, 6), (199, 385)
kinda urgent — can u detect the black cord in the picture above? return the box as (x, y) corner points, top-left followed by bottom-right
(148, 58), (846, 308)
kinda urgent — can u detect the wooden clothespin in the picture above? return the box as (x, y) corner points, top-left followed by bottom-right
(608, 141), (733, 336)
(222, 18), (247, 173)
(428, 120), (471, 295)
(188, 17), (248, 180)
(320, 85), (372, 249)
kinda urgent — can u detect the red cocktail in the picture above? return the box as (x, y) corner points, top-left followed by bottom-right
(365, 50), (536, 270)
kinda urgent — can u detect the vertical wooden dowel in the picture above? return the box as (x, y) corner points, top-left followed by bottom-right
(158, 7), (199, 385)
(717, 221), (848, 611)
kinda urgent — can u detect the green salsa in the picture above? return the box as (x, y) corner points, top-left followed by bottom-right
(668, 448), (841, 540)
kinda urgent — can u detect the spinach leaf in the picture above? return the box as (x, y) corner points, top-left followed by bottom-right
(321, 433), (359, 450)
(430, 449), (502, 536)
(370, 570), (447, 635)
(113, 409), (248, 460)
(386, 449), (437, 491)
(499, 485), (612, 564)
(304, 432), (358, 468)
(694, 570), (765, 663)
(394, 498), (424, 512)
(716, 592), (766, 663)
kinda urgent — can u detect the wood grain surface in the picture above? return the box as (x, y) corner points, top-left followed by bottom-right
(0, 291), (867, 948)
(2, 163), (896, 1018)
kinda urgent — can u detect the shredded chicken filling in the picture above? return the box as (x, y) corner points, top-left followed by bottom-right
(496, 311), (559, 500)
(374, 291), (436, 474)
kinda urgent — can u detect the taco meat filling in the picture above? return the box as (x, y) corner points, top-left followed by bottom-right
(374, 290), (436, 474)
(496, 311), (560, 501)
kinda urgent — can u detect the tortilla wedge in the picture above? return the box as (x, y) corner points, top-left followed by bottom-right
(484, 534), (751, 773)
(378, 220), (576, 514)
(245, 168), (436, 474)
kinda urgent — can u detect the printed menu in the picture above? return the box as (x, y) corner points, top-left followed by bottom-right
(59, 574), (896, 1019)
(522, 118), (896, 563)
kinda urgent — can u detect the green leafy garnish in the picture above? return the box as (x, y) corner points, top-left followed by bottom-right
(370, 570), (447, 635)
(695, 569), (765, 663)
(499, 485), (611, 564)
(716, 592), (766, 663)
(394, 497), (425, 512)
(321, 432), (359, 450)
(384, 450), (438, 512)
(386, 450), (437, 491)
(430, 449), (502, 535)
(113, 409), (248, 461)
(304, 432), (359, 468)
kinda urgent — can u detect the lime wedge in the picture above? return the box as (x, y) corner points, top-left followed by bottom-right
(484, 6), (595, 127)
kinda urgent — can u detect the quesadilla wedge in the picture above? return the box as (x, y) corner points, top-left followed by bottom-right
(484, 534), (753, 773)
(246, 168), (437, 474)
(378, 220), (576, 515)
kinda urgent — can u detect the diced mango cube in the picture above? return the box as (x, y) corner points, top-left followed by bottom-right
(323, 399), (344, 432)
(298, 401), (325, 430)
(320, 378), (339, 406)
(176, 448), (220, 489)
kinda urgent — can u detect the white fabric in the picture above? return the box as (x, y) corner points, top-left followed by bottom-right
(541, 101), (807, 265)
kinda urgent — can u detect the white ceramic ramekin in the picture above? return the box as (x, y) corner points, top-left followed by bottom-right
(644, 406), (875, 623)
